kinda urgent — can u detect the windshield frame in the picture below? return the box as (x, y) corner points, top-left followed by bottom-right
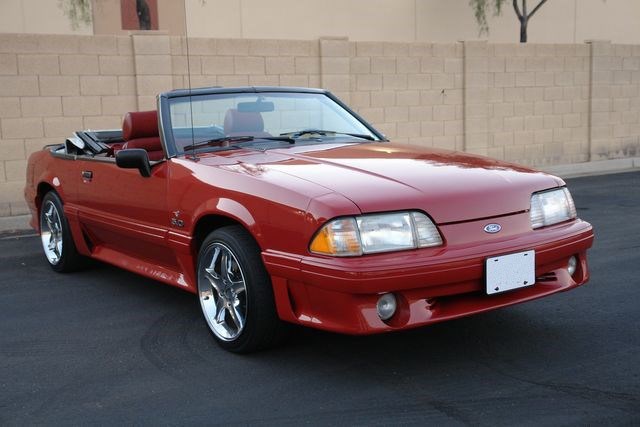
(158, 87), (387, 158)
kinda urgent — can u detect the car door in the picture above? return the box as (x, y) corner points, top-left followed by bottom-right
(74, 156), (176, 270)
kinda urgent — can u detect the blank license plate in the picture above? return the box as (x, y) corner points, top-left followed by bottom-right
(486, 250), (535, 295)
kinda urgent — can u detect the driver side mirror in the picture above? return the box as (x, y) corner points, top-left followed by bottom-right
(115, 149), (151, 177)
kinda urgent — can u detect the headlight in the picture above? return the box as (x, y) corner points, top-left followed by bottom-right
(310, 211), (442, 256)
(530, 187), (577, 229)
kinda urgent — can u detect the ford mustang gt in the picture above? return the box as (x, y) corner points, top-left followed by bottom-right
(24, 86), (594, 353)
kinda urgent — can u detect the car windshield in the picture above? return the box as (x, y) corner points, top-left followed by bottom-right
(168, 91), (380, 153)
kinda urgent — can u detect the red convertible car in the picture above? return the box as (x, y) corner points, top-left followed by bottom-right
(25, 87), (594, 352)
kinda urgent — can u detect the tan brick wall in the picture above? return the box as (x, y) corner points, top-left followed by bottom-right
(170, 37), (320, 96)
(480, 42), (592, 165)
(0, 34), (138, 215)
(0, 33), (639, 217)
(589, 41), (640, 161)
(349, 41), (464, 150)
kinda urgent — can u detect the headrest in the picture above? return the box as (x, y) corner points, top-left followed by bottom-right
(224, 109), (264, 134)
(122, 110), (158, 141)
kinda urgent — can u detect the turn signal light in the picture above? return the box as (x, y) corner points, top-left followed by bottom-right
(309, 218), (362, 256)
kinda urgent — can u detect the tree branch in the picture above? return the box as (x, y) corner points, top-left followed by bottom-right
(528, 0), (548, 19)
(513, 0), (523, 20)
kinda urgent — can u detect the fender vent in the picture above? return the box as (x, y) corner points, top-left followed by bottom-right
(81, 230), (94, 252)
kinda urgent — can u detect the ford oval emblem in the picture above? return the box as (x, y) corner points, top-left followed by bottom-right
(484, 223), (502, 234)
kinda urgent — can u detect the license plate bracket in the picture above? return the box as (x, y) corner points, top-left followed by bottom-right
(485, 250), (535, 295)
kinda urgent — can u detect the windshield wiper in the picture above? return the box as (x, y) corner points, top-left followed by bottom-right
(183, 135), (295, 151)
(259, 136), (296, 143)
(183, 136), (253, 151)
(280, 129), (376, 141)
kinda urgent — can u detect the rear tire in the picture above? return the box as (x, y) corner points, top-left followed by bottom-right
(196, 225), (287, 353)
(39, 191), (83, 272)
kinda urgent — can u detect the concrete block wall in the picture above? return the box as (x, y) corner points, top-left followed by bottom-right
(589, 41), (640, 161)
(348, 41), (464, 151)
(467, 41), (592, 165)
(0, 34), (139, 216)
(0, 33), (639, 217)
(168, 36), (321, 108)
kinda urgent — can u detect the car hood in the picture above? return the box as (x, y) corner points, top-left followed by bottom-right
(197, 142), (562, 224)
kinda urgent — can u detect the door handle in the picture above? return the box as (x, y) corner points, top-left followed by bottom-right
(82, 170), (93, 181)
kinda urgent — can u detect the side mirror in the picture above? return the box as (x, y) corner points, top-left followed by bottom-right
(115, 149), (151, 177)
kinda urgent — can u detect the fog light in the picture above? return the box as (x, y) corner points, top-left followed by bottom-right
(376, 293), (397, 321)
(567, 256), (578, 276)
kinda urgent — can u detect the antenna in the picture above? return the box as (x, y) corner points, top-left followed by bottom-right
(184, 4), (198, 162)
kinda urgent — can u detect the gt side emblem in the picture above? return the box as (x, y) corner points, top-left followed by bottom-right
(484, 223), (502, 233)
(171, 210), (185, 228)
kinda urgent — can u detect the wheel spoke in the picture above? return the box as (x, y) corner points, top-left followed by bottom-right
(52, 209), (61, 232)
(228, 303), (245, 331)
(220, 251), (230, 282)
(215, 298), (226, 324)
(52, 243), (61, 260)
(204, 271), (223, 296)
(229, 280), (245, 295)
(44, 211), (54, 232)
(208, 246), (220, 274)
(205, 247), (224, 291)
(56, 240), (63, 258)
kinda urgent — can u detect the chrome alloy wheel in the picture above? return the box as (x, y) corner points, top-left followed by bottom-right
(40, 200), (63, 265)
(198, 243), (248, 341)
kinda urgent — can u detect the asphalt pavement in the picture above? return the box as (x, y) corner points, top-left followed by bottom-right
(1, 172), (639, 426)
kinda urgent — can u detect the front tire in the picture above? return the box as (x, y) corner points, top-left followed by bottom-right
(197, 225), (286, 353)
(39, 191), (83, 272)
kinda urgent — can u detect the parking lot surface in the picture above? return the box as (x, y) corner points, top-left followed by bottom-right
(1, 172), (639, 425)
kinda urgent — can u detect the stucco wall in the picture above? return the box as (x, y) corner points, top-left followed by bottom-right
(183, 0), (640, 44)
(0, 0), (93, 35)
(0, 33), (639, 216)
(3, 1), (640, 45)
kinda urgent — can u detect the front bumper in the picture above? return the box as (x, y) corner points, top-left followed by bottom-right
(263, 218), (594, 334)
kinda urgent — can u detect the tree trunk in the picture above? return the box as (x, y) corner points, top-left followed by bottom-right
(513, 0), (547, 43)
(520, 18), (528, 43)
